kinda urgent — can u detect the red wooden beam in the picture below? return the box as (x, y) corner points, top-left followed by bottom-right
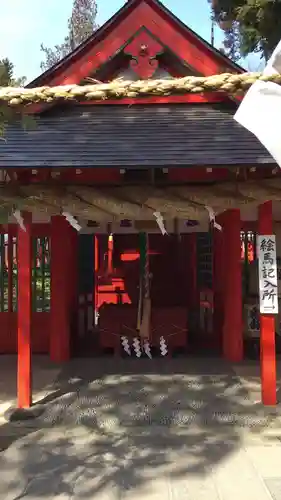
(78, 93), (229, 106)
(258, 201), (277, 406)
(26, 87), (229, 117)
(31, 223), (51, 237)
(168, 167), (229, 182)
(17, 212), (32, 408)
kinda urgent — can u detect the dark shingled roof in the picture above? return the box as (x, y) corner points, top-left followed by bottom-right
(0, 103), (274, 168)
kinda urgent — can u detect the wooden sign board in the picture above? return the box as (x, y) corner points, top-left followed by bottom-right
(257, 235), (278, 314)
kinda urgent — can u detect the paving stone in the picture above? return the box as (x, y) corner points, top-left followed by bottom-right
(264, 478), (281, 500)
(245, 446), (281, 478)
(211, 449), (272, 500)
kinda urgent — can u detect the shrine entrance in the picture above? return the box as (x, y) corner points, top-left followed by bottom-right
(74, 226), (281, 360)
(0, 224), (274, 360)
(75, 226), (220, 358)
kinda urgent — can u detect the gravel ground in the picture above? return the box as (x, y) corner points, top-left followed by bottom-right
(1, 357), (281, 499)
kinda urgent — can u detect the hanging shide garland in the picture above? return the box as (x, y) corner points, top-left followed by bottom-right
(121, 336), (168, 357)
(121, 336), (131, 356)
(0, 72), (281, 107)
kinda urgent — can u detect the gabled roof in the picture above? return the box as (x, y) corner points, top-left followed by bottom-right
(2, 0), (262, 173)
(28, 0), (243, 89)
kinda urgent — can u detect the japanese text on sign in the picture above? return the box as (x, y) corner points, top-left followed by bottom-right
(257, 235), (278, 314)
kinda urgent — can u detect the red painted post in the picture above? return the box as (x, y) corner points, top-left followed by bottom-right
(222, 209), (243, 362)
(17, 212), (32, 408)
(94, 235), (99, 314)
(7, 230), (13, 313)
(258, 201), (277, 406)
(213, 217), (225, 347)
(68, 226), (78, 319)
(67, 224), (78, 349)
(107, 234), (113, 275)
(187, 233), (197, 308)
(50, 216), (71, 362)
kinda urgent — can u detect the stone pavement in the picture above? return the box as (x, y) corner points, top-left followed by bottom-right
(1, 357), (281, 499)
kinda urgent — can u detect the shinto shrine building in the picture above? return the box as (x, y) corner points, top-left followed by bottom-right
(0, 0), (279, 408)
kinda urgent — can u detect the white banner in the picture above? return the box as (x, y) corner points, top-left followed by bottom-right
(257, 235), (278, 314)
(234, 38), (281, 168)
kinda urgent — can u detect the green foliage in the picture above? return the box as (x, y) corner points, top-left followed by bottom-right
(40, 41), (72, 73)
(0, 58), (14, 86)
(0, 58), (29, 137)
(40, 0), (98, 71)
(210, 0), (281, 61)
(0, 58), (27, 87)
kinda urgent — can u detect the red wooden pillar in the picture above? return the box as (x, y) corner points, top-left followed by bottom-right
(7, 230), (13, 313)
(213, 219), (225, 347)
(68, 227), (78, 339)
(222, 209), (243, 362)
(107, 234), (113, 275)
(17, 212), (32, 408)
(187, 233), (197, 308)
(50, 216), (71, 362)
(258, 201), (277, 405)
(94, 235), (99, 315)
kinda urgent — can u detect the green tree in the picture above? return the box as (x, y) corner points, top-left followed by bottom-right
(0, 58), (29, 136)
(0, 58), (26, 87)
(40, 0), (98, 71)
(210, 0), (281, 61)
(0, 58), (13, 86)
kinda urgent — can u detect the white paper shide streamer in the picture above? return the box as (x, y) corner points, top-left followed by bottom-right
(234, 38), (281, 168)
(119, 337), (171, 357)
(205, 206), (222, 231)
(13, 210), (26, 231)
(62, 211), (82, 231)
(153, 212), (168, 235)
(159, 336), (168, 356)
(143, 339), (152, 358)
(133, 337), (142, 357)
(121, 336), (131, 356)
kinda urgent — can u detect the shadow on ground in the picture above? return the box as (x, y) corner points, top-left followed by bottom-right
(0, 357), (280, 498)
